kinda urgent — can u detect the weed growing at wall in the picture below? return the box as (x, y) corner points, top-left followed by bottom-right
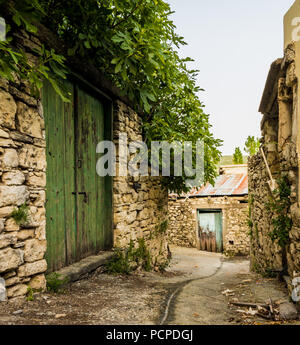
(11, 203), (29, 225)
(157, 198), (165, 212)
(106, 238), (152, 275)
(266, 175), (292, 248)
(156, 220), (169, 236)
(129, 238), (152, 272)
(26, 286), (35, 301)
(105, 249), (131, 275)
(46, 273), (69, 293)
(149, 220), (169, 241)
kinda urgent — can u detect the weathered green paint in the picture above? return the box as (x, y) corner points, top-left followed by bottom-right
(197, 210), (223, 253)
(43, 79), (113, 272)
(214, 212), (223, 252)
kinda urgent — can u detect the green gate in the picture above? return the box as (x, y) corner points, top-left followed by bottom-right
(43, 78), (113, 272)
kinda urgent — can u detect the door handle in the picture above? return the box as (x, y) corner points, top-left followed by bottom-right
(79, 192), (88, 203)
(72, 192), (88, 203)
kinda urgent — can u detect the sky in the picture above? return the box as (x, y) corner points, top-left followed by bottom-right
(167, 0), (295, 155)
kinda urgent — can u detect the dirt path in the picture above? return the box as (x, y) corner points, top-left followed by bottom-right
(0, 247), (296, 325)
(164, 251), (295, 325)
(0, 270), (169, 325)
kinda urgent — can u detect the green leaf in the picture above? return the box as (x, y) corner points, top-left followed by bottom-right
(84, 41), (91, 49)
(115, 61), (123, 73)
(48, 77), (71, 103)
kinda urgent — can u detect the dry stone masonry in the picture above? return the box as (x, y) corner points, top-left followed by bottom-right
(168, 195), (250, 256)
(247, 0), (300, 302)
(249, 44), (300, 287)
(0, 74), (47, 300)
(113, 101), (169, 270)
(0, 29), (169, 299)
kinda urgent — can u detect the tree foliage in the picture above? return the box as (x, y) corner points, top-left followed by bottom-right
(0, 0), (69, 100)
(0, 0), (222, 193)
(233, 147), (243, 165)
(244, 136), (260, 156)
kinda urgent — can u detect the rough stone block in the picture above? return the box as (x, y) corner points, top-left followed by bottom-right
(26, 172), (46, 187)
(24, 239), (46, 263)
(18, 259), (47, 277)
(0, 248), (24, 273)
(0, 234), (17, 249)
(1, 149), (19, 168)
(6, 284), (28, 298)
(5, 218), (20, 232)
(0, 206), (15, 218)
(2, 171), (25, 186)
(0, 185), (29, 207)
(19, 145), (46, 171)
(29, 190), (46, 207)
(16, 102), (43, 139)
(29, 274), (46, 291)
(16, 229), (35, 241)
(35, 225), (46, 241)
(0, 90), (17, 129)
(0, 138), (16, 148)
(5, 276), (19, 287)
(0, 277), (7, 302)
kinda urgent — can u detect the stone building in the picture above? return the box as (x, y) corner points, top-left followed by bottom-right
(168, 165), (250, 256)
(248, 0), (300, 297)
(0, 22), (169, 299)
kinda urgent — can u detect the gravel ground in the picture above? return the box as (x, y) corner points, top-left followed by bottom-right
(0, 268), (171, 325)
(167, 255), (298, 325)
(0, 248), (296, 326)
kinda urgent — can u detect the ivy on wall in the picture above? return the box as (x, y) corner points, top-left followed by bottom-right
(266, 175), (292, 249)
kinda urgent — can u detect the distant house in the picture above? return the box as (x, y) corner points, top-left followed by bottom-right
(168, 165), (250, 256)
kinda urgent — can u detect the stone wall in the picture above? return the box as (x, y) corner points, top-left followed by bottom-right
(248, 45), (300, 282)
(168, 198), (196, 248)
(113, 101), (169, 270)
(0, 31), (169, 299)
(168, 196), (250, 256)
(224, 203), (250, 256)
(0, 75), (47, 300)
(248, 150), (284, 273)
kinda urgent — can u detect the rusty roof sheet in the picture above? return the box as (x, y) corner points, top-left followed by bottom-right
(183, 173), (248, 197)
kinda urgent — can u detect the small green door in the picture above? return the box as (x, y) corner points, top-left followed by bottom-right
(43, 79), (113, 272)
(197, 210), (223, 253)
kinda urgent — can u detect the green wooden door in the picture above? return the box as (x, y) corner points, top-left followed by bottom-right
(43, 79), (113, 272)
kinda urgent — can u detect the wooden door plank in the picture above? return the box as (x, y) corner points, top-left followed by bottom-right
(215, 212), (223, 253)
(43, 80), (76, 271)
(75, 83), (111, 259)
(55, 86), (66, 269)
(62, 82), (76, 266)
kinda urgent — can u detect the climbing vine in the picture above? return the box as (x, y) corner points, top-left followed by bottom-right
(266, 175), (292, 248)
(0, 0), (222, 193)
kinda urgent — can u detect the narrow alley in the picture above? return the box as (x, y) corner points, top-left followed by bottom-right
(0, 247), (294, 326)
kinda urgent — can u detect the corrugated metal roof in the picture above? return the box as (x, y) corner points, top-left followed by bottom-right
(180, 173), (248, 198)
